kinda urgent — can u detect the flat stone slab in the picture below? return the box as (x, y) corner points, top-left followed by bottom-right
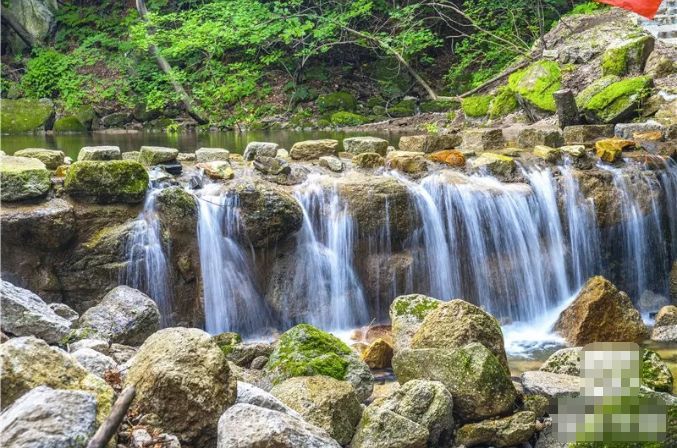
(139, 146), (179, 165)
(196, 147), (230, 163)
(77, 146), (121, 161)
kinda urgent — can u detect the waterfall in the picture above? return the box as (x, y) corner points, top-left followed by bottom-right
(196, 184), (272, 335)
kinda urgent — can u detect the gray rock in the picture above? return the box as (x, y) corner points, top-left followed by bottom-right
(176, 152), (196, 162)
(651, 325), (677, 342)
(290, 139), (338, 160)
(343, 137), (389, 156)
(196, 147), (230, 163)
(563, 125), (615, 146)
(615, 121), (664, 140)
(3, 0), (58, 51)
(122, 151), (140, 161)
(236, 381), (301, 417)
(131, 428), (153, 448)
(554, 89), (581, 128)
(0, 386), (97, 448)
(351, 407), (429, 448)
(521, 371), (580, 400)
(217, 403), (341, 448)
(319, 155), (344, 172)
(0, 280), (71, 344)
(516, 127), (564, 148)
(540, 347), (581, 376)
(69, 338), (110, 354)
(462, 128), (505, 152)
(250, 356), (268, 369)
(77, 146), (121, 161)
(48, 303), (79, 323)
(455, 411), (536, 448)
(100, 112), (131, 127)
(253, 156), (291, 175)
(139, 146), (179, 166)
(398, 134), (461, 153)
(14, 148), (65, 169)
(71, 347), (117, 378)
(244, 142), (279, 160)
(0, 155), (51, 202)
(76, 285), (160, 345)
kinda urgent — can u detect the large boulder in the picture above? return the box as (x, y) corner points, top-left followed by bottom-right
(539, 347), (581, 376)
(13, 148), (65, 169)
(0, 155), (51, 202)
(350, 407), (429, 448)
(0, 386), (97, 448)
(217, 403), (341, 448)
(124, 327), (237, 446)
(398, 134), (461, 153)
(343, 137), (389, 155)
(385, 150), (427, 175)
(0, 336), (114, 423)
(138, 146), (179, 165)
(389, 294), (442, 352)
(508, 60), (561, 119)
(236, 381), (301, 417)
(265, 324), (374, 402)
(77, 146), (121, 161)
(244, 141), (279, 160)
(520, 371), (580, 401)
(0, 279), (71, 343)
(392, 344), (516, 422)
(455, 411), (536, 447)
(462, 129), (505, 152)
(0, 98), (54, 133)
(271, 376), (362, 444)
(578, 75), (653, 124)
(411, 299), (509, 371)
(0, 198), (75, 249)
(601, 35), (654, 77)
(71, 347), (117, 378)
(554, 276), (648, 345)
(290, 139), (338, 160)
(76, 285), (160, 345)
(64, 160), (149, 203)
(655, 305), (677, 327)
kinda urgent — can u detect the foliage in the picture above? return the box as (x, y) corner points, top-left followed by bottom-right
(330, 111), (366, 126)
(462, 95), (492, 117)
(567, 1), (608, 16)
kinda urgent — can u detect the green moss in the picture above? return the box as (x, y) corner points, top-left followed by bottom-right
(0, 155), (51, 202)
(330, 111), (366, 126)
(462, 95), (492, 117)
(508, 60), (561, 112)
(64, 160), (149, 203)
(392, 294), (440, 320)
(317, 92), (357, 113)
(575, 75), (620, 109)
(420, 98), (460, 113)
(642, 350), (673, 392)
(488, 87), (518, 118)
(602, 36), (652, 77)
(156, 186), (198, 222)
(0, 99), (54, 134)
(53, 116), (86, 132)
(388, 98), (416, 117)
(265, 324), (352, 383)
(583, 76), (652, 122)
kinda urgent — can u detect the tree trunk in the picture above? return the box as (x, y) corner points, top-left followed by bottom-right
(135, 0), (208, 124)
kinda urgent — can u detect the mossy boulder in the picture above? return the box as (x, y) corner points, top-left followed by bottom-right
(642, 350), (673, 393)
(53, 116), (87, 132)
(390, 294), (442, 352)
(578, 75), (653, 124)
(139, 146), (179, 166)
(343, 137), (389, 156)
(488, 87), (518, 118)
(462, 95), (492, 118)
(601, 35), (654, 77)
(455, 411), (536, 447)
(265, 324), (374, 401)
(389, 98), (416, 117)
(317, 92), (357, 113)
(155, 186), (198, 230)
(352, 152), (385, 168)
(331, 111), (366, 126)
(0, 98), (54, 133)
(392, 344), (517, 422)
(0, 155), (51, 202)
(64, 160), (149, 203)
(13, 148), (64, 169)
(508, 60), (561, 115)
(398, 134), (461, 153)
(420, 98), (460, 113)
(533, 145), (562, 163)
(351, 406), (429, 448)
(77, 146), (121, 161)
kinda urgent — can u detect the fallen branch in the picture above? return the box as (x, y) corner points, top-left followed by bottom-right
(86, 386), (136, 448)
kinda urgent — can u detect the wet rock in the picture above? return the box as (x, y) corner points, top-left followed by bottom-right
(14, 148), (65, 169)
(125, 327), (237, 446)
(1, 198), (76, 249)
(139, 146), (179, 166)
(352, 152), (385, 168)
(100, 111), (131, 127)
(462, 128), (505, 152)
(398, 134), (461, 153)
(69, 338), (110, 354)
(122, 151), (140, 161)
(554, 276), (648, 345)
(155, 185), (198, 231)
(642, 349), (673, 392)
(64, 160), (149, 203)
(271, 376), (362, 444)
(540, 347), (581, 376)
(516, 128), (563, 148)
(508, 60), (560, 119)
(265, 324), (374, 402)
(71, 347), (117, 378)
(559, 144), (586, 158)
(615, 121), (664, 140)
(455, 411), (536, 447)
(351, 406), (428, 448)
(196, 147), (230, 163)
(563, 124), (615, 146)
(521, 371), (580, 401)
(223, 342), (274, 368)
(319, 155), (344, 172)
(533, 145), (562, 163)
(0, 386), (97, 448)
(361, 338), (394, 369)
(290, 139), (338, 160)
(77, 146), (121, 161)
(76, 285), (161, 345)
(428, 149), (465, 167)
(595, 138), (635, 163)
(343, 136), (389, 155)
(0, 279), (71, 343)
(385, 150), (427, 174)
(253, 155), (291, 175)
(0, 155), (51, 202)
(411, 299), (509, 371)
(553, 89), (581, 127)
(217, 403), (340, 448)
(48, 303), (79, 323)
(244, 141), (279, 160)
(237, 381), (301, 417)
(0, 336), (114, 423)
(197, 160), (235, 180)
(392, 344), (517, 421)
(390, 294), (442, 352)
(469, 152), (516, 177)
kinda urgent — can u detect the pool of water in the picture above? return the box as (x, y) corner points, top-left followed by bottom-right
(1, 129), (408, 160)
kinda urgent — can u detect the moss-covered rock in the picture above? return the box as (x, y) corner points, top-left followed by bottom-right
(601, 35), (654, 77)
(420, 98), (460, 113)
(579, 75), (653, 124)
(533, 145), (562, 163)
(642, 350), (673, 393)
(343, 136), (389, 155)
(331, 111), (366, 126)
(455, 411), (536, 447)
(317, 92), (357, 113)
(53, 115), (87, 132)
(0, 155), (51, 202)
(77, 146), (121, 161)
(351, 406), (429, 448)
(0, 98), (54, 133)
(139, 146), (179, 166)
(155, 186), (198, 230)
(508, 60), (561, 114)
(265, 324), (374, 401)
(388, 98), (416, 117)
(462, 95), (492, 118)
(196, 161), (234, 180)
(488, 87), (518, 118)
(64, 160), (149, 203)
(13, 148), (64, 169)
(390, 294), (442, 352)
(398, 134), (461, 153)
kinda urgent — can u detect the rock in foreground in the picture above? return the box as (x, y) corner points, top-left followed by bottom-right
(64, 160), (149, 203)
(455, 411), (536, 447)
(0, 155), (51, 202)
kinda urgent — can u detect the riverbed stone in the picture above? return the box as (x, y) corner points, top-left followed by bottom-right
(290, 139), (338, 160)
(236, 381), (301, 417)
(392, 344), (517, 422)
(0, 336), (114, 424)
(265, 324), (374, 402)
(0, 98), (55, 133)
(0, 386), (97, 448)
(578, 75), (653, 124)
(642, 349), (673, 392)
(554, 276), (648, 345)
(361, 338), (394, 369)
(125, 327), (237, 446)
(540, 347), (581, 376)
(77, 146), (121, 161)
(218, 403), (340, 448)
(1, 199), (75, 252)
(139, 146), (179, 165)
(655, 305), (677, 327)
(390, 294), (442, 352)
(351, 407), (429, 448)
(71, 347), (117, 378)
(559, 144), (586, 158)
(469, 152), (516, 177)
(385, 150), (427, 174)
(455, 411), (536, 447)
(271, 376), (362, 444)
(244, 141), (279, 160)
(0, 155), (51, 202)
(197, 160), (235, 180)
(319, 155), (344, 172)
(521, 371), (580, 401)
(516, 128), (563, 148)
(76, 285), (161, 345)
(49, 303), (79, 323)
(399, 134), (461, 153)
(563, 124), (615, 146)
(196, 147), (230, 163)
(428, 149), (465, 167)
(462, 128), (505, 152)
(0, 279), (71, 343)
(344, 136), (389, 155)
(253, 155), (291, 175)
(14, 148), (65, 169)
(533, 145), (562, 163)
(352, 152), (385, 168)
(64, 160), (149, 203)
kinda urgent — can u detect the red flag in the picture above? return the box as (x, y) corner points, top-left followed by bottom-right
(595, 0), (664, 19)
